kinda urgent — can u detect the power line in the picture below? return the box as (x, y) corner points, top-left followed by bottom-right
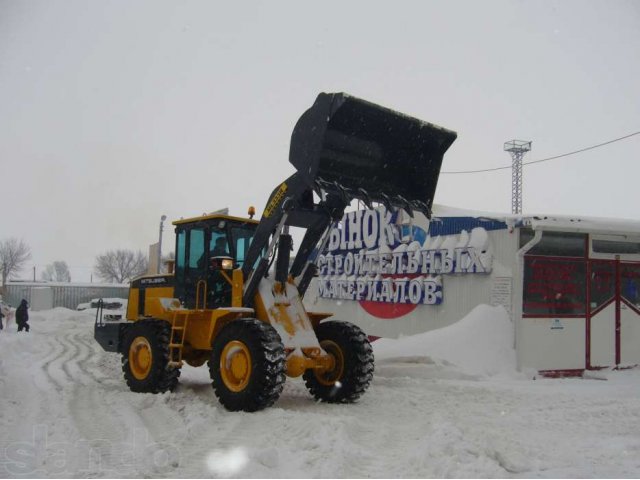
(441, 130), (640, 175)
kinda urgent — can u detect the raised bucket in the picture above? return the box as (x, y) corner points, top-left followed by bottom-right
(289, 92), (457, 216)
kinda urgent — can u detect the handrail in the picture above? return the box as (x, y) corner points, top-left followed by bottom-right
(95, 298), (104, 327)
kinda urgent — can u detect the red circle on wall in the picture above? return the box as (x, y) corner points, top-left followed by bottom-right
(358, 300), (418, 319)
(357, 272), (422, 319)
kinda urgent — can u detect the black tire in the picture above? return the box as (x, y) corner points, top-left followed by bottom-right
(303, 321), (374, 403)
(209, 318), (286, 412)
(121, 320), (180, 393)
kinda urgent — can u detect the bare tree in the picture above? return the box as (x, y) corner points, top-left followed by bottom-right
(94, 249), (148, 283)
(0, 238), (32, 286)
(41, 261), (71, 282)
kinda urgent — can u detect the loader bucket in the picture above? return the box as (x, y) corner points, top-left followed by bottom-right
(289, 92), (457, 216)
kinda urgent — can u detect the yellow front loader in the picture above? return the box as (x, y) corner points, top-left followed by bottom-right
(95, 92), (457, 412)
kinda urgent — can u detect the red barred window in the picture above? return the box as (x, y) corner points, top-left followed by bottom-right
(523, 257), (586, 316)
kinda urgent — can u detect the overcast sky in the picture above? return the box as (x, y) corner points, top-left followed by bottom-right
(1, 0), (639, 282)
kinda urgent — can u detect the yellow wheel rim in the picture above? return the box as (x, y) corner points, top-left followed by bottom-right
(129, 336), (153, 380)
(220, 341), (252, 392)
(316, 340), (344, 386)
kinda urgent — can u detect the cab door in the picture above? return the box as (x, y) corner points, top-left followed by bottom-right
(174, 226), (207, 309)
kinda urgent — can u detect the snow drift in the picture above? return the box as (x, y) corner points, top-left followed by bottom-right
(374, 304), (517, 378)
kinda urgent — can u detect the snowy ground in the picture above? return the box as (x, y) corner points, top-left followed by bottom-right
(1, 306), (639, 478)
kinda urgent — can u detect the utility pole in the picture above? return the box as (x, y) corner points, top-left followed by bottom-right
(158, 215), (167, 274)
(504, 140), (532, 214)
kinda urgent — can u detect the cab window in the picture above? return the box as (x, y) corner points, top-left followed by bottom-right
(210, 227), (229, 258)
(175, 230), (186, 278)
(188, 228), (205, 270)
(231, 226), (257, 268)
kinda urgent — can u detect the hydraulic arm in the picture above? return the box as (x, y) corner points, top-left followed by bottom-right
(242, 92), (458, 306)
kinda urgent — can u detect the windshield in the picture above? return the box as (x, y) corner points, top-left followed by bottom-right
(231, 225), (258, 268)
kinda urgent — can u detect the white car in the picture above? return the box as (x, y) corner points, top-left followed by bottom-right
(77, 298), (128, 321)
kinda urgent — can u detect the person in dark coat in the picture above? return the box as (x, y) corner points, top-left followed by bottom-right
(16, 299), (29, 332)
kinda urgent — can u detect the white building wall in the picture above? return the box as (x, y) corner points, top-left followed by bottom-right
(304, 212), (520, 340)
(517, 318), (586, 371)
(305, 208), (640, 373)
(588, 304), (616, 367)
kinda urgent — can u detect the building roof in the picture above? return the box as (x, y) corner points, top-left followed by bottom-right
(432, 204), (640, 236)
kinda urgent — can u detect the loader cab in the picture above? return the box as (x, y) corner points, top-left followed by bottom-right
(173, 214), (259, 309)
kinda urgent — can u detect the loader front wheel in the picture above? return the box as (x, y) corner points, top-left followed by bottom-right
(303, 321), (374, 403)
(121, 320), (180, 393)
(209, 319), (286, 412)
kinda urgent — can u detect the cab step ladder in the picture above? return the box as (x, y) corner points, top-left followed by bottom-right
(168, 311), (189, 368)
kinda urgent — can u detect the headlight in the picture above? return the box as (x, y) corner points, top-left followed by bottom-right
(221, 258), (234, 270)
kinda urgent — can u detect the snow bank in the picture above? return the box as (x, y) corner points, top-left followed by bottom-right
(373, 304), (517, 378)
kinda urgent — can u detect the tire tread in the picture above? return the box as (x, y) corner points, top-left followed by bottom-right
(303, 321), (374, 403)
(121, 320), (180, 394)
(208, 318), (285, 412)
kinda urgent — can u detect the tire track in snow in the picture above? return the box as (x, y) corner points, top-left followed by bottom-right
(122, 394), (186, 476)
(48, 329), (84, 387)
(170, 379), (366, 477)
(73, 331), (95, 377)
(67, 385), (186, 477)
(134, 395), (187, 444)
(66, 325), (184, 477)
(58, 315), (102, 383)
(33, 331), (62, 368)
(0, 327), (85, 477)
(76, 325), (126, 385)
(142, 374), (255, 477)
(330, 370), (509, 478)
(44, 321), (104, 388)
(67, 384), (136, 477)
(72, 331), (111, 385)
(72, 322), (184, 468)
(39, 324), (97, 392)
(38, 334), (67, 392)
(59, 324), (152, 474)
(59, 332), (82, 382)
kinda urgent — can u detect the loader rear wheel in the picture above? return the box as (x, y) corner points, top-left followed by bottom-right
(303, 321), (374, 403)
(121, 320), (180, 393)
(209, 319), (286, 412)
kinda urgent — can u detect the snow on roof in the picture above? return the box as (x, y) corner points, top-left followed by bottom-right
(522, 214), (640, 235)
(432, 203), (640, 236)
